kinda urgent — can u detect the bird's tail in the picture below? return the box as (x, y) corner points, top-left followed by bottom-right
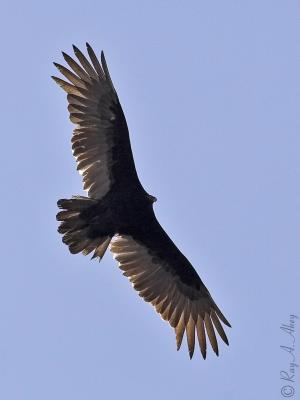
(56, 196), (111, 259)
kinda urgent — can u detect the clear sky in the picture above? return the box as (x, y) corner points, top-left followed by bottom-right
(1, 1), (299, 399)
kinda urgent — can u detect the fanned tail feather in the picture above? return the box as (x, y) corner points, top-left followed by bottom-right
(56, 196), (111, 259)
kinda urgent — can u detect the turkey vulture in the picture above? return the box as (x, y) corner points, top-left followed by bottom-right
(53, 43), (231, 359)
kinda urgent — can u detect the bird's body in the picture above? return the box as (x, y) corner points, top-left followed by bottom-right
(53, 43), (231, 359)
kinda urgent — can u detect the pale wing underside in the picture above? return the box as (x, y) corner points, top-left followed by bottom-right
(110, 234), (230, 359)
(52, 44), (122, 199)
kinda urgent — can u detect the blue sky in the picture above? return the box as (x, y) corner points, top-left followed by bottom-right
(1, 1), (299, 399)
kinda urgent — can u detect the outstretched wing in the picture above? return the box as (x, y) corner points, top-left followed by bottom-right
(110, 221), (231, 359)
(52, 43), (142, 199)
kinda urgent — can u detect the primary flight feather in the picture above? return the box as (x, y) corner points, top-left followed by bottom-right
(53, 43), (231, 359)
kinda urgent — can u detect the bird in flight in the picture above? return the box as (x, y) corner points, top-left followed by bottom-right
(53, 43), (231, 359)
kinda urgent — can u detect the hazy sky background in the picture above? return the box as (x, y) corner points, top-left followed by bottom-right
(1, 1), (299, 399)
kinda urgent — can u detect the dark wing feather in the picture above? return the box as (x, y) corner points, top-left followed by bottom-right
(52, 43), (142, 199)
(110, 222), (231, 359)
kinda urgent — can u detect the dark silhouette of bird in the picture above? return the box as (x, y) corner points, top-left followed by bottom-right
(53, 43), (231, 359)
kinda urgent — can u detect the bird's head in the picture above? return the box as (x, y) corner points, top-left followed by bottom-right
(148, 194), (157, 204)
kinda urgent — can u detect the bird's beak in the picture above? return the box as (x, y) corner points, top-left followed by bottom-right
(148, 194), (157, 203)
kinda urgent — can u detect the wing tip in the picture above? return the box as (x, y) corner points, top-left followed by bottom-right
(100, 51), (107, 67)
(51, 75), (59, 84)
(62, 51), (71, 62)
(220, 316), (231, 328)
